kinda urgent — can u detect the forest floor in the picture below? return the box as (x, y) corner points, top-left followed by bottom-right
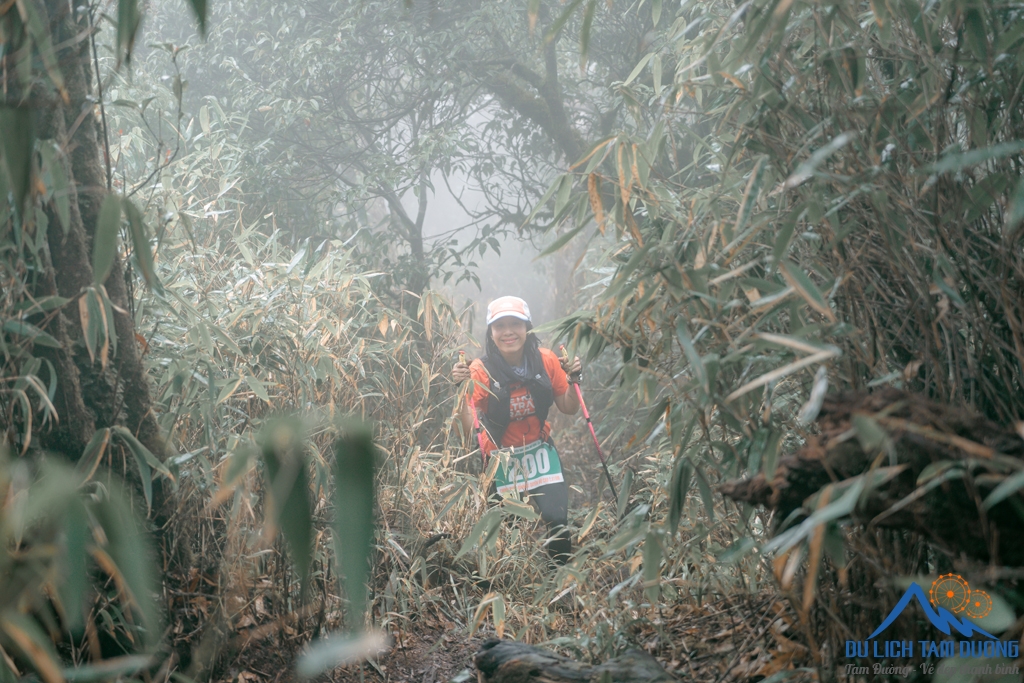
(245, 591), (818, 683)
(219, 416), (819, 683)
(231, 626), (484, 683)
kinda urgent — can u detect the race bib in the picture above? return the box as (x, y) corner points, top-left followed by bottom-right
(493, 440), (564, 496)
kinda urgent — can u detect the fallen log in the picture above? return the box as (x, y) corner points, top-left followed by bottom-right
(720, 389), (1024, 565)
(474, 639), (675, 683)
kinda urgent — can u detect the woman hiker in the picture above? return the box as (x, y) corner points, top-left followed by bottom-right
(452, 295), (582, 564)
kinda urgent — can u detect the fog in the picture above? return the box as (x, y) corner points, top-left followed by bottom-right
(402, 169), (560, 344)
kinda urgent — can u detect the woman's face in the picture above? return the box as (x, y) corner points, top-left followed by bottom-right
(490, 316), (528, 358)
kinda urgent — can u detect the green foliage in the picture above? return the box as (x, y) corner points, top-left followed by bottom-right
(0, 450), (161, 683)
(258, 419), (315, 599)
(534, 0), (1024, 659)
(5, 0), (1024, 677)
(330, 423), (377, 629)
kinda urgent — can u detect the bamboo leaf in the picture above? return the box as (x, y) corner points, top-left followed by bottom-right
(3, 320), (61, 348)
(578, 503), (601, 541)
(521, 175), (562, 228)
(260, 419), (314, 598)
(116, 0), (142, 63)
(642, 527), (663, 599)
(76, 428), (111, 483)
(0, 612), (64, 683)
(726, 348), (839, 403)
(210, 324), (243, 356)
(78, 296), (95, 363)
(502, 498), (538, 521)
(186, 0), (207, 34)
(113, 426), (171, 479)
(668, 455), (693, 535)
(15, 0), (65, 97)
(717, 536), (755, 564)
(543, 0), (584, 45)
(14, 295), (68, 315)
(822, 522), (846, 570)
(778, 260), (835, 321)
(925, 141), (1024, 175)
(455, 507), (502, 560)
(59, 500), (89, 632)
(111, 426), (171, 512)
(772, 206), (800, 264)
(331, 421), (376, 625)
(538, 222), (586, 257)
(553, 174), (573, 219)
(92, 194), (122, 285)
(199, 105), (211, 135)
(297, 631), (388, 677)
(436, 481), (467, 520)
(587, 173), (605, 233)
(123, 198), (162, 293)
(89, 487), (161, 644)
(215, 376), (243, 405)
(783, 132), (855, 189)
(469, 592), (501, 636)
(695, 466), (715, 523)
(982, 470), (1024, 511)
(675, 320), (708, 394)
(851, 414), (887, 452)
(966, 590), (1015, 634)
(39, 141), (70, 233)
(624, 53), (654, 86)
(245, 374), (271, 402)
(579, 0), (596, 69)
(616, 467), (634, 519)
(0, 109), (33, 214)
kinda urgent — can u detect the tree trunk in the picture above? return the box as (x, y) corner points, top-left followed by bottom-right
(30, 0), (168, 464)
(474, 639), (675, 683)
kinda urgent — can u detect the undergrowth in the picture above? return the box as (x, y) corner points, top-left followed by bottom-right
(140, 208), (775, 672)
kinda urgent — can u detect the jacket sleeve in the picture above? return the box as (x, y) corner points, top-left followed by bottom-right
(469, 359), (490, 412)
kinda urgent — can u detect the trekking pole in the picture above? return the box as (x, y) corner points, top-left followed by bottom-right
(560, 345), (618, 501)
(459, 351), (487, 466)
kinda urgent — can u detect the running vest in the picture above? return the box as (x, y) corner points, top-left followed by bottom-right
(479, 348), (554, 446)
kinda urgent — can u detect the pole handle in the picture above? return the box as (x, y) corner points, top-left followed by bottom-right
(559, 344), (582, 384)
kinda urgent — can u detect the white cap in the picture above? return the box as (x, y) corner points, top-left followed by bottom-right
(486, 296), (532, 326)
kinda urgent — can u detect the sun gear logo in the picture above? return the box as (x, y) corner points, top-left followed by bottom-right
(929, 574), (992, 620)
(868, 575), (995, 640)
(845, 574), (1019, 663)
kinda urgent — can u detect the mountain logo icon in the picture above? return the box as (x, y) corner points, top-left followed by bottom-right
(869, 575), (996, 640)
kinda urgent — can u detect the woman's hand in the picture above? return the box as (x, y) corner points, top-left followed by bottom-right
(560, 355), (582, 383)
(452, 360), (471, 383)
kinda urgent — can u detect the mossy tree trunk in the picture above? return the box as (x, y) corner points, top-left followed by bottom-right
(11, 0), (169, 472)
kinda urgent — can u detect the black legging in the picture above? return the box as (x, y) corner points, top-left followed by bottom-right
(528, 481), (571, 564)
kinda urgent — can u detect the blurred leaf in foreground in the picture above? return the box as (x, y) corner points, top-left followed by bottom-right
(330, 420), (376, 629)
(259, 418), (314, 598)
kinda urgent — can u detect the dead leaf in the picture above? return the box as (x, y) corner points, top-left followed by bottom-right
(903, 359), (923, 381)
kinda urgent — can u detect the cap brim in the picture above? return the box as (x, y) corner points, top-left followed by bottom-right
(486, 312), (531, 325)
